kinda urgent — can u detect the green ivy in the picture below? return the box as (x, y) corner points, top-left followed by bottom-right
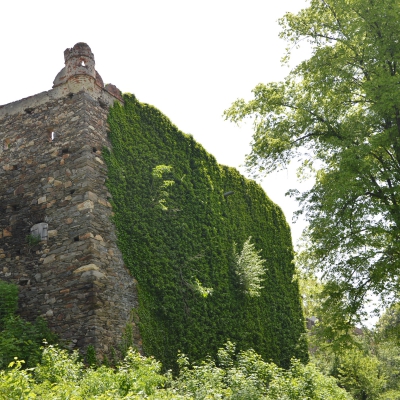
(103, 94), (308, 370)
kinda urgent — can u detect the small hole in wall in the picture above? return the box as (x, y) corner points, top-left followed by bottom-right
(98, 99), (108, 109)
(11, 205), (18, 211)
(16, 250), (21, 255)
(24, 108), (33, 114)
(81, 60), (86, 66)
(19, 278), (30, 286)
(12, 165), (18, 170)
(62, 148), (69, 154)
(74, 236), (80, 242)
(70, 189), (75, 195)
(92, 147), (97, 153)
(68, 93), (74, 99)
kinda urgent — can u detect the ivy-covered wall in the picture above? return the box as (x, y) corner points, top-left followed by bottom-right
(103, 94), (308, 370)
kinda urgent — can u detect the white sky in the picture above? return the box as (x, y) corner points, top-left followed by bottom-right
(1, 0), (311, 246)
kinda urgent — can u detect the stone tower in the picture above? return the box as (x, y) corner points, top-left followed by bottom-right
(0, 43), (138, 356)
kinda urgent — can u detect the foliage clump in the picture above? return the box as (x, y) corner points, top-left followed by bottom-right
(0, 280), (58, 369)
(0, 280), (18, 322)
(0, 343), (350, 399)
(300, 272), (400, 399)
(234, 236), (266, 297)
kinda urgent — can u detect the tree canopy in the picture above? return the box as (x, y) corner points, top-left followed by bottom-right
(225, 0), (400, 322)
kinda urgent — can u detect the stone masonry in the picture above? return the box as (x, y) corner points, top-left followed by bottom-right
(0, 43), (138, 357)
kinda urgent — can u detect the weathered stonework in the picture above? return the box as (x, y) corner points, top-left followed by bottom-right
(0, 43), (139, 356)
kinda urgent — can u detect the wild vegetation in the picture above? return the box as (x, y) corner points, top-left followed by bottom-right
(2, 278), (400, 398)
(225, 0), (400, 332)
(0, 281), (58, 370)
(0, 342), (353, 400)
(0, 280), (345, 399)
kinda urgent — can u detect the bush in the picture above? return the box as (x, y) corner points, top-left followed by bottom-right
(0, 280), (18, 324)
(0, 343), (351, 399)
(0, 279), (58, 370)
(0, 315), (58, 369)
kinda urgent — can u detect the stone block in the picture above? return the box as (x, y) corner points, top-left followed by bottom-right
(77, 200), (94, 211)
(79, 232), (94, 240)
(43, 254), (56, 264)
(14, 185), (24, 195)
(84, 191), (98, 201)
(38, 195), (46, 204)
(3, 228), (12, 237)
(73, 263), (99, 273)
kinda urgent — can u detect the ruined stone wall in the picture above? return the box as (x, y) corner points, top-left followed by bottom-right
(0, 89), (138, 355)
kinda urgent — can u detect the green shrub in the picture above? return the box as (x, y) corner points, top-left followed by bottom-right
(0, 315), (58, 369)
(0, 280), (18, 324)
(0, 343), (349, 399)
(337, 348), (386, 400)
(0, 279), (58, 370)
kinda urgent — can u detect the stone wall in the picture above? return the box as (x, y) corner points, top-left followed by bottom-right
(0, 46), (139, 356)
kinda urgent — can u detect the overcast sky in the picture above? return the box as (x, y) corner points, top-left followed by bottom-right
(1, 0), (311, 245)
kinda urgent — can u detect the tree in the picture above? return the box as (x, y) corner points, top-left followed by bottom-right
(337, 347), (385, 400)
(225, 0), (400, 323)
(376, 302), (400, 345)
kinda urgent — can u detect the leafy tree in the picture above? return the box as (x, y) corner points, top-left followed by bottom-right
(225, 0), (400, 322)
(337, 347), (386, 400)
(376, 302), (400, 345)
(305, 298), (400, 399)
(373, 340), (400, 395)
(373, 304), (400, 394)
